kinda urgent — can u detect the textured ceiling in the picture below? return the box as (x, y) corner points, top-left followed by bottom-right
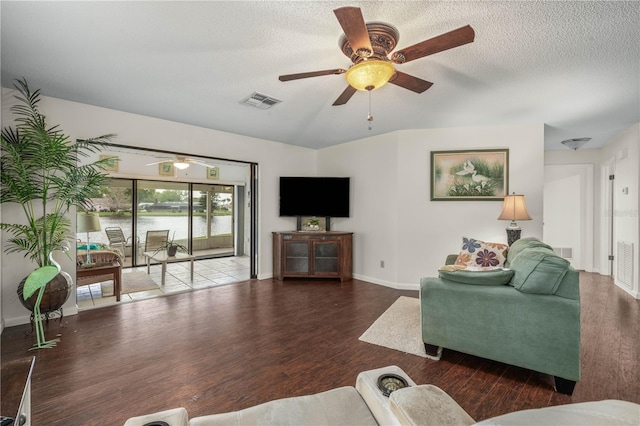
(1, 1), (639, 150)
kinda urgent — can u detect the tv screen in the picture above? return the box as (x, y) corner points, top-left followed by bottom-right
(279, 177), (350, 217)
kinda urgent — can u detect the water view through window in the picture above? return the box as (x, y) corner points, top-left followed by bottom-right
(77, 178), (235, 266)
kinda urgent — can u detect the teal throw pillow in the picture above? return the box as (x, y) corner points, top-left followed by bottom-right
(509, 248), (570, 294)
(505, 237), (553, 267)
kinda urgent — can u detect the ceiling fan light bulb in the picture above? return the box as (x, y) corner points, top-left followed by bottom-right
(345, 60), (395, 91)
(174, 162), (190, 169)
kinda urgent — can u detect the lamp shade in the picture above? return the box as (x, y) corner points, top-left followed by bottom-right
(173, 161), (189, 170)
(77, 213), (101, 233)
(498, 194), (532, 225)
(345, 60), (395, 91)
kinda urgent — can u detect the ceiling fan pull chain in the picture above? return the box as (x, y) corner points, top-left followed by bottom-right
(367, 89), (373, 131)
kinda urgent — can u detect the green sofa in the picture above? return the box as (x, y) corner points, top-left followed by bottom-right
(420, 237), (581, 395)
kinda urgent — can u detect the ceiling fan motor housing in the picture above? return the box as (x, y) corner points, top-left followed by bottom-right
(340, 22), (400, 63)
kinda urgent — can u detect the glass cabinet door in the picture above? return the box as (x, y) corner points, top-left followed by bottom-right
(313, 241), (340, 275)
(284, 241), (310, 274)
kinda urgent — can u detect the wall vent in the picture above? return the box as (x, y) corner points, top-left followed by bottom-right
(240, 92), (282, 110)
(553, 247), (573, 259)
(616, 241), (634, 289)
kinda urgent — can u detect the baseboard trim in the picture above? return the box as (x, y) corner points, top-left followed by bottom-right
(4, 314), (33, 328)
(352, 274), (419, 291)
(4, 305), (79, 328)
(615, 281), (640, 299)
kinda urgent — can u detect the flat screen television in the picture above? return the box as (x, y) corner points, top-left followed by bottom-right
(279, 177), (350, 218)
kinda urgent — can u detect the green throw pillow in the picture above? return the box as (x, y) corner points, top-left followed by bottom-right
(505, 237), (553, 267)
(439, 269), (515, 286)
(509, 248), (570, 294)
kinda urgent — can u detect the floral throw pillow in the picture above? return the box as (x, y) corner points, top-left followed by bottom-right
(454, 237), (509, 270)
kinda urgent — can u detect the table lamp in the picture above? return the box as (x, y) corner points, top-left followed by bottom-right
(498, 193), (531, 246)
(77, 213), (101, 264)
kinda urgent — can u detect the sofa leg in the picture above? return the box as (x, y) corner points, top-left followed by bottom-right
(424, 343), (442, 360)
(554, 376), (576, 395)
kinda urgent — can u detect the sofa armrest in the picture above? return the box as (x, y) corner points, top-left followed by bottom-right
(445, 254), (458, 265)
(389, 385), (475, 426)
(189, 387), (377, 426)
(124, 407), (188, 426)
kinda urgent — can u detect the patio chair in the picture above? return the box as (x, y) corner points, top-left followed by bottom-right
(144, 230), (170, 253)
(105, 227), (138, 258)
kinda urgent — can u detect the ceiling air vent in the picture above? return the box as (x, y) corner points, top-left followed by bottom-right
(241, 92), (282, 110)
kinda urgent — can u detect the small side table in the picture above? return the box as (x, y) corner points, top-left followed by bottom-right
(76, 261), (122, 301)
(143, 251), (194, 285)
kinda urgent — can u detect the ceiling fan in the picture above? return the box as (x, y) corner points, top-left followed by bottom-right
(279, 6), (475, 106)
(146, 156), (213, 170)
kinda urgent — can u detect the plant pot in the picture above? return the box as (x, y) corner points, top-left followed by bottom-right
(167, 245), (178, 257)
(17, 271), (72, 314)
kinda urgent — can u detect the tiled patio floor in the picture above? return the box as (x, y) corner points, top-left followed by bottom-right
(76, 256), (250, 309)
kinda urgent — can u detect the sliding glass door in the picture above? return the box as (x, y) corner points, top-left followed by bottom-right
(77, 178), (136, 267)
(136, 180), (190, 265)
(80, 177), (247, 270)
(192, 184), (235, 257)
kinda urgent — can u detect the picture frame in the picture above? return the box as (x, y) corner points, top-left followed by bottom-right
(159, 162), (174, 176)
(99, 155), (119, 172)
(431, 149), (508, 201)
(206, 167), (219, 180)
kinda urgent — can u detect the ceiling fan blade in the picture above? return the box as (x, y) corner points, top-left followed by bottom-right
(146, 160), (169, 166)
(389, 71), (433, 94)
(334, 7), (373, 58)
(392, 25), (475, 64)
(188, 160), (214, 168)
(332, 86), (358, 106)
(279, 69), (346, 82)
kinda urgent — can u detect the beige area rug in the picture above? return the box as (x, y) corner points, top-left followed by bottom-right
(101, 271), (160, 296)
(359, 296), (427, 358)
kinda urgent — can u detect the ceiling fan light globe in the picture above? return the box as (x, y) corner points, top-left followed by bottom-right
(561, 138), (591, 150)
(173, 162), (190, 170)
(345, 60), (395, 91)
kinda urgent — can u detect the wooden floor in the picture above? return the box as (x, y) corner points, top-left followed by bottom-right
(2, 272), (639, 425)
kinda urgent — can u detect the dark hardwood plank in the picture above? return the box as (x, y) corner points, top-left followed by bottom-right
(2, 273), (639, 425)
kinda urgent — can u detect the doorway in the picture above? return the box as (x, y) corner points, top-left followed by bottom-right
(76, 144), (257, 308)
(543, 164), (594, 271)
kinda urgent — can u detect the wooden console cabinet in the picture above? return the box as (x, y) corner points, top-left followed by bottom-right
(273, 231), (353, 282)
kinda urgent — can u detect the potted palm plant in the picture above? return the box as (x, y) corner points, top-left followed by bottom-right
(0, 78), (115, 316)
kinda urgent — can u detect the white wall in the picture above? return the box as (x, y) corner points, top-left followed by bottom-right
(1, 88), (317, 327)
(319, 123), (545, 290)
(601, 123), (640, 298)
(316, 132), (400, 287)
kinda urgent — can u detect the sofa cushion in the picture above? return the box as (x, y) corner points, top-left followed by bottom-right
(509, 248), (571, 294)
(454, 237), (509, 270)
(188, 386), (378, 426)
(438, 268), (515, 286)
